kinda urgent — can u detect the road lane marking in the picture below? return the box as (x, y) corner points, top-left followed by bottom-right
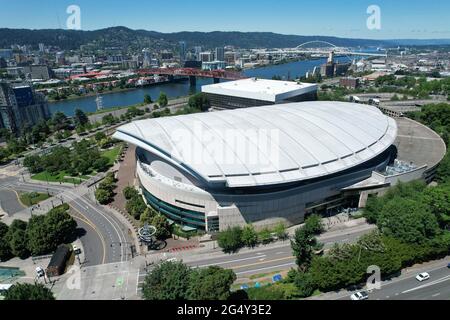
(337, 263), (450, 299)
(194, 255), (268, 268)
(232, 255), (294, 270)
(432, 293), (440, 297)
(235, 262), (297, 275)
(401, 275), (450, 294)
(70, 205), (107, 265)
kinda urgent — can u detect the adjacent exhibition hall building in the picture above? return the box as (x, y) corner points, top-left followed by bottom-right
(114, 101), (400, 232)
(201, 78), (318, 110)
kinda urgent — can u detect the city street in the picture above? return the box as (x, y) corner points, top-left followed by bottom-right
(328, 258), (450, 301)
(0, 165), (135, 266)
(146, 223), (377, 278)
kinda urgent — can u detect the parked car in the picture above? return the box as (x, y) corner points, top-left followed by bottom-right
(415, 272), (430, 282)
(350, 291), (369, 300)
(446, 263), (450, 269)
(35, 266), (45, 278)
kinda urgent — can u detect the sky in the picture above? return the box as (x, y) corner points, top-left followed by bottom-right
(0, 0), (449, 39)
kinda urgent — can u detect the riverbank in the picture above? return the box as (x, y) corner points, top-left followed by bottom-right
(47, 79), (179, 103)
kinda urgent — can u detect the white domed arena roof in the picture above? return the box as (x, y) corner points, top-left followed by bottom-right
(114, 101), (397, 188)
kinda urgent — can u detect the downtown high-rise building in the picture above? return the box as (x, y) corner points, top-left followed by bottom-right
(179, 41), (187, 63)
(0, 81), (50, 135)
(215, 47), (225, 62)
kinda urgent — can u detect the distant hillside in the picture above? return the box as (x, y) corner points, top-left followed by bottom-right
(1, 27), (448, 51)
(0, 27), (392, 50)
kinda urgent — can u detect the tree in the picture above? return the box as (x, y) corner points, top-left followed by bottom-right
(0, 222), (11, 261)
(23, 155), (43, 174)
(241, 225), (258, 248)
(51, 111), (70, 131)
(45, 206), (77, 247)
(142, 261), (191, 300)
(187, 266), (236, 300)
(3, 283), (54, 300)
(139, 208), (156, 226)
(274, 222), (288, 240)
(102, 114), (116, 126)
(123, 186), (139, 200)
(26, 215), (52, 256)
(94, 131), (107, 142)
(292, 270), (316, 298)
(188, 93), (210, 111)
(74, 109), (89, 128)
(420, 183), (450, 229)
(258, 228), (272, 244)
(157, 92), (168, 107)
(93, 157), (110, 172)
(151, 214), (171, 240)
(217, 227), (243, 253)
(26, 205), (76, 256)
(304, 214), (324, 235)
(0, 146), (9, 163)
(144, 94), (153, 104)
(377, 197), (440, 244)
(5, 220), (29, 259)
(95, 188), (113, 205)
(437, 152), (450, 183)
(125, 194), (147, 219)
(291, 226), (321, 272)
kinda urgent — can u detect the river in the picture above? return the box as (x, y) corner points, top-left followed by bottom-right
(49, 56), (352, 116)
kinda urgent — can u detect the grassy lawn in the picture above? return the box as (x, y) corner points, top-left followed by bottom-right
(30, 145), (122, 184)
(249, 271), (282, 280)
(101, 145), (122, 165)
(19, 192), (51, 207)
(31, 171), (85, 185)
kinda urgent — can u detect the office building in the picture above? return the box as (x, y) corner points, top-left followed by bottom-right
(215, 47), (225, 62)
(200, 52), (214, 63)
(0, 49), (13, 60)
(22, 65), (54, 80)
(179, 41), (187, 63)
(0, 82), (50, 135)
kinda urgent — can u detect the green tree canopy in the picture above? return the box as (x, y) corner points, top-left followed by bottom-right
(240, 225), (258, 248)
(3, 283), (55, 300)
(157, 92), (168, 107)
(142, 261), (191, 300)
(5, 220), (29, 259)
(217, 226), (243, 253)
(378, 197), (440, 244)
(74, 109), (89, 128)
(187, 266), (236, 300)
(188, 93), (210, 111)
(144, 94), (152, 104)
(151, 214), (171, 240)
(0, 222), (11, 261)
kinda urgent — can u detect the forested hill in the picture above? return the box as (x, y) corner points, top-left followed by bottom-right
(0, 26), (393, 50)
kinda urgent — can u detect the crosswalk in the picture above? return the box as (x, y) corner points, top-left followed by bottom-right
(0, 166), (21, 178)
